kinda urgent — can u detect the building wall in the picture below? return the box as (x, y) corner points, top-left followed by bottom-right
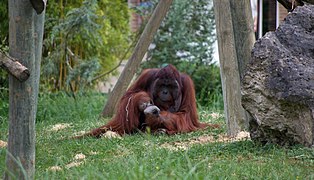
(257, 0), (289, 38)
(128, 0), (142, 32)
(279, 4), (289, 22)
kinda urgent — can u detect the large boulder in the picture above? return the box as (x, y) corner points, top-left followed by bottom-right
(241, 5), (314, 147)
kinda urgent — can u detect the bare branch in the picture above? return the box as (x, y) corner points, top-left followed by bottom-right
(91, 31), (141, 82)
(0, 52), (30, 82)
(101, 0), (174, 117)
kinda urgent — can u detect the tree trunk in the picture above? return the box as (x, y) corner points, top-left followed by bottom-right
(102, 0), (173, 117)
(5, 0), (45, 179)
(213, 0), (253, 136)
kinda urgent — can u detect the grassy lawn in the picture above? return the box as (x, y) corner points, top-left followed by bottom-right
(0, 92), (314, 179)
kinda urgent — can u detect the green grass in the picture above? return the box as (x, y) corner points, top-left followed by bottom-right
(0, 92), (314, 179)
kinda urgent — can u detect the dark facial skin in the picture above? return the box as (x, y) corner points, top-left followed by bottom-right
(153, 78), (180, 111)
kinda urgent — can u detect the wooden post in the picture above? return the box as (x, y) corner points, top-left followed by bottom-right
(213, 0), (254, 136)
(102, 0), (173, 117)
(230, 1), (256, 129)
(5, 0), (45, 179)
(229, 1), (256, 79)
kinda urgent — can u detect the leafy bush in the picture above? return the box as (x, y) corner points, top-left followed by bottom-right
(0, 0), (8, 45)
(0, 0), (131, 92)
(143, 0), (222, 107)
(42, 0), (131, 91)
(0, 0), (9, 89)
(0, 87), (9, 124)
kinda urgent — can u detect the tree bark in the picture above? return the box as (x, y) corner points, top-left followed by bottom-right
(230, 0), (256, 129)
(229, 1), (256, 80)
(0, 52), (30, 82)
(5, 0), (45, 179)
(213, 0), (252, 136)
(101, 0), (173, 117)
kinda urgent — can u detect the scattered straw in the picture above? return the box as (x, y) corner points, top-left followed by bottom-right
(0, 140), (7, 148)
(101, 131), (121, 139)
(72, 130), (86, 137)
(90, 151), (98, 155)
(65, 153), (87, 169)
(65, 161), (83, 169)
(74, 153), (86, 160)
(161, 131), (250, 151)
(48, 166), (62, 171)
(50, 123), (72, 132)
(209, 112), (223, 119)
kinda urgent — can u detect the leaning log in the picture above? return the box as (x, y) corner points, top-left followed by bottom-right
(101, 0), (173, 117)
(0, 52), (30, 82)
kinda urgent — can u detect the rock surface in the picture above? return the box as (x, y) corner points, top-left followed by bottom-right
(241, 5), (314, 147)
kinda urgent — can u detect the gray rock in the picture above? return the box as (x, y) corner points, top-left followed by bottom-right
(241, 5), (314, 147)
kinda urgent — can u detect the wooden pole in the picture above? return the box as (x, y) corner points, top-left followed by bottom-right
(102, 0), (173, 117)
(213, 0), (253, 136)
(5, 0), (45, 179)
(230, 0), (256, 129)
(230, 1), (256, 79)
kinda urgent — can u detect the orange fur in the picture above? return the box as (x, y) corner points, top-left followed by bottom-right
(74, 65), (219, 138)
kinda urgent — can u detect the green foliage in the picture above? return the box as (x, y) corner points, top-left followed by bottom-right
(143, 0), (221, 107)
(0, 69), (8, 90)
(42, 0), (131, 91)
(0, 0), (8, 45)
(0, 0), (131, 92)
(0, 0), (9, 89)
(1, 93), (313, 179)
(66, 58), (100, 89)
(178, 62), (223, 109)
(0, 87), (9, 125)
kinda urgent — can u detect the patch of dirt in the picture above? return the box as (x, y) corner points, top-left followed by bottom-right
(50, 123), (72, 132)
(0, 140), (7, 148)
(161, 131), (250, 151)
